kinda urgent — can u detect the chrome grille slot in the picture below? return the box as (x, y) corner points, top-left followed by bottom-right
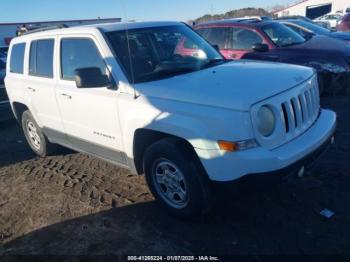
(291, 98), (302, 128)
(305, 90), (312, 121)
(298, 95), (305, 123)
(280, 80), (320, 135)
(310, 84), (319, 118)
(281, 100), (297, 134)
(281, 103), (289, 133)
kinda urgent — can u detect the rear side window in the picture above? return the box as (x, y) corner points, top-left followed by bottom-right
(196, 27), (231, 49)
(60, 38), (106, 80)
(29, 39), (54, 78)
(10, 43), (26, 74)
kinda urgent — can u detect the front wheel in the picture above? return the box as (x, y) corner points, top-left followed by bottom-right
(143, 137), (213, 218)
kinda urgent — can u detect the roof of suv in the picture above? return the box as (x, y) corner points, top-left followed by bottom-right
(13, 21), (184, 41)
(98, 21), (182, 32)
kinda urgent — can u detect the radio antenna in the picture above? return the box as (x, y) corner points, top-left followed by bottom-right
(122, 0), (137, 98)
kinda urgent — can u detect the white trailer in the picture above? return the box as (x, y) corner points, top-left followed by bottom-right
(275, 0), (350, 19)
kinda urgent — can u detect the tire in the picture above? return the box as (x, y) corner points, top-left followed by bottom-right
(143, 137), (213, 218)
(21, 110), (57, 157)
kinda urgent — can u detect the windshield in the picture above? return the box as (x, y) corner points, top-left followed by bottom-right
(262, 22), (306, 47)
(292, 20), (331, 34)
(106, 25), (224, 83)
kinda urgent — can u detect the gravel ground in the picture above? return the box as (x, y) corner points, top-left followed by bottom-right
(0, 96), (350, 259)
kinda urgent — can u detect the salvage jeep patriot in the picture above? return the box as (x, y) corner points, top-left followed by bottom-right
(5, 22), (337, 217)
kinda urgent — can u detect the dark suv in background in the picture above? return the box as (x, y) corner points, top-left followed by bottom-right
(0, 57), (11, 121)
(0, 60), (5, 85)
(194, 19), (350, 95)
(337, 13), (350, 32)
(280, 19), (350, 43)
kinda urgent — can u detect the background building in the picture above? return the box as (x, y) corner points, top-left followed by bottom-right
(0, 17), (121, 46)
(274, 0), (350, 18)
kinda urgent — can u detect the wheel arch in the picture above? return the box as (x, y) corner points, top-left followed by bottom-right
(11, 102), (29, 125)
(132, 128), (204, 175)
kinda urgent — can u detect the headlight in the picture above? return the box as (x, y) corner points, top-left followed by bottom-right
(257, 106), (275, 137)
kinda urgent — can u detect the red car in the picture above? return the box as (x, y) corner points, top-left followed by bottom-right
(193, 20), (275, 60)
(192, 19), (350, 95)
(337, 13), (350, 32)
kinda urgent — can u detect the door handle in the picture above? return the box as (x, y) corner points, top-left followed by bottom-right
(60, 93), (72, 99)
(27, 87), (36, 92)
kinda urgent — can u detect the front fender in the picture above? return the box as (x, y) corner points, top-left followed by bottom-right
(119, 95), (253, 158)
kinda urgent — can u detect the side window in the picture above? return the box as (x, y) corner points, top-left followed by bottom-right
(231, 28), (263, 50)
(60, 38), (106, 80)
(29, 39), (54, 78)
(197, 27), (231, 49)
(10, 43), (26, 74)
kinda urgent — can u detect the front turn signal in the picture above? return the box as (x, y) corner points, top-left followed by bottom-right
(218, 139), (259, 152)
(218, 140), (238, 152)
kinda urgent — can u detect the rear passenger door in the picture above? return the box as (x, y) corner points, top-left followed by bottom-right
(27, 38), (65, 133)
(55, 36), (125, 164)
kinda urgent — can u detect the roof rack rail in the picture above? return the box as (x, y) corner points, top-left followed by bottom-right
(23, 24), (69, 35)
(229, 16), (271, 23)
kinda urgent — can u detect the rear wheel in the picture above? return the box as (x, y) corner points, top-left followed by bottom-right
(22, 110), (57, 157)
(143, 137), (213, 218)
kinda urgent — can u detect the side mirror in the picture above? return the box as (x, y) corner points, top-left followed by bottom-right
(74, 67), (114, 89)
(252, 43), (269, 52)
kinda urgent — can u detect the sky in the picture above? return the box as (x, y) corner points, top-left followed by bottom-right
(1, 0), (296, 23)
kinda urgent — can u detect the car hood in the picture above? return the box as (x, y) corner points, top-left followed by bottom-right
(135, 61), (314, 111)
(285, 35), (350, 55)
(330, 31), (350, 41)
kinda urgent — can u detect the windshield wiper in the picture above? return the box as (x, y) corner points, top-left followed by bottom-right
(201, 58), (227, 69)
(137, 67), (196, 82)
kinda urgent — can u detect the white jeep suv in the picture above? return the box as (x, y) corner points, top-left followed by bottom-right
(5, 22), (336, 217)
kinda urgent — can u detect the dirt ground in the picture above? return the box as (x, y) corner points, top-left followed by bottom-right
(0, 96), (350, 260)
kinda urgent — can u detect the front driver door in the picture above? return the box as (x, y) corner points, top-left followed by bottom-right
(55, 36), (126, 165)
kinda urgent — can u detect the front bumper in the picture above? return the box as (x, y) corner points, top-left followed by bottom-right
(216, 132), (334, 192)
(196, 109), (337, 182)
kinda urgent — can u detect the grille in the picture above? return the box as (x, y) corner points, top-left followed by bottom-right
(280, 78), (320, 135)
